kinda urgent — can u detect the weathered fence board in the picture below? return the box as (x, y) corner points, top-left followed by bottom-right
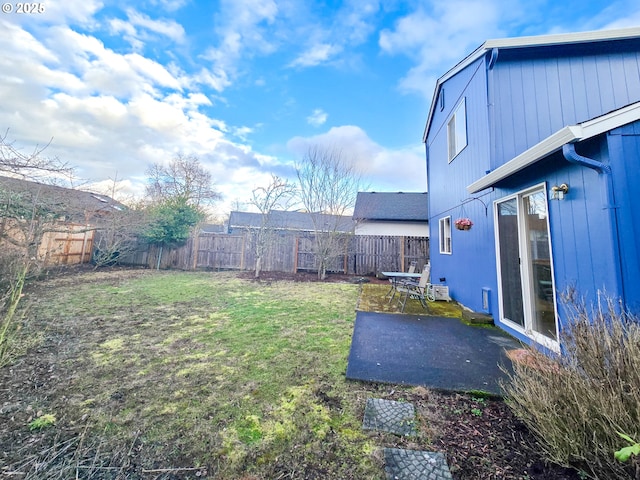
(116, 233), (429, 276)
(40, 224), (94, 265)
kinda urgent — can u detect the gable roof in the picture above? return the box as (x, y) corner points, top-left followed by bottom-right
(467, 101), (640, 193)
(423, 27), (640, 142)
(353, 192), (428, 222)
(0, 175), (126, 223)
(228, 210), (355, 233)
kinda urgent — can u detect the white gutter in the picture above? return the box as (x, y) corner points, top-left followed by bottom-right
(467, 102), (640, 194)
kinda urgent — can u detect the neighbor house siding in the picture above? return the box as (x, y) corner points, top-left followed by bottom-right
(355, 221), (428, 237)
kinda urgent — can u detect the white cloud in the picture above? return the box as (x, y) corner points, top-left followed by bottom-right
(379, 1), (505, 98)
(287, 0), (381, 69)
(17, 0), (104, 25)
(0, 15), (260, 215)
(306, 109), (328, 127)
(200, 0), (279, 89)
(150, 0), (189, 12)
(287, 126), (426, 192)
(108, 8), (186, 50)
(289, 43), (342, 68)
(126, 9), (186, 42)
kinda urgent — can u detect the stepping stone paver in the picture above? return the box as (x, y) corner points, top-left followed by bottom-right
(384, 448), (453, 480)
(362, 398), (416, 436)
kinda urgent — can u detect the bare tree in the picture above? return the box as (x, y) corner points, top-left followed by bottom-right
(295, 145), (365, 279)
(90, 177), (148, 268)
(0, 130), (71, 182)
(248, 174), (297, 278)
(145, 154), (221, 208)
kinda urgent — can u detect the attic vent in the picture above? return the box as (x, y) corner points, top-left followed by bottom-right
(91, 194), (108, 203)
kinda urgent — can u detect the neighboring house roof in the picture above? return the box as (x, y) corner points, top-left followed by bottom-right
(353, 192), (428, 222)
(228, 210), (355, 232)
(200, 223), (225, 234)
(423, 27), (640, 142)
(0, 175), (126, 223)
(467, 101), (640, 193)
(228, 211), (264, 229)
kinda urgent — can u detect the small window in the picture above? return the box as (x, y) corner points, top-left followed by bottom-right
(447, 98), (467, 162)
(439, 216), (452, 254)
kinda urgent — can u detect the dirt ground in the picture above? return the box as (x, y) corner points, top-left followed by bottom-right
(0, 268), (583, 479)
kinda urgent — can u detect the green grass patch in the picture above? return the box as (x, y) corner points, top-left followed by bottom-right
(358, 283), (462, 317)
(18, 270), (382, 479)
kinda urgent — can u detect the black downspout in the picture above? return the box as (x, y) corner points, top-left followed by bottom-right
(562, 143), (626, 305)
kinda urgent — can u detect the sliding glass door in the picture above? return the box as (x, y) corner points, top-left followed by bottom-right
(495, 186), (558, 349)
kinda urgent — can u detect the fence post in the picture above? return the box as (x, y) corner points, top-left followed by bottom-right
(400, 236), (406, 272)
(293, 236), (299, 273)
(240, 234), (246, 270)
(80, 226), (90, 264)
(191, 234), (200, 270)
(343, 236), (349, 274)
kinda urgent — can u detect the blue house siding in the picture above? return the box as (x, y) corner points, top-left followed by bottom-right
(424, 29), (640, 352)
(426, 57), (496, 314)
(484, 143), (622, 345)
(490, 44), (640, 167)
(609, 123), (640, 310)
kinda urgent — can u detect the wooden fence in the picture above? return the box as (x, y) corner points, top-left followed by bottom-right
(117, 233), (429, 276)
(0, 222), (94, 266)
(40, 225), (94, 265)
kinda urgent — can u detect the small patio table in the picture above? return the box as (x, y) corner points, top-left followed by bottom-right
(381, 271), (422, 302)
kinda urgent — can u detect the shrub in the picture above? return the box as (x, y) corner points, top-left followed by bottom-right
(503, 293), (640, 479)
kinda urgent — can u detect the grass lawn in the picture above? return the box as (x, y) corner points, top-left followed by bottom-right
(1, 270), (390, 479)
(1, 269), (584, 480)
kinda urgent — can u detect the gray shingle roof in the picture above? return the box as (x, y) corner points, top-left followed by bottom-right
(228, 209), (355, 232)
(0, 175), (126, 224)
(353, 192), (428, 222)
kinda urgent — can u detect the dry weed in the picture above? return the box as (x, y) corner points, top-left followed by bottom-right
(504, 293), (640, 479)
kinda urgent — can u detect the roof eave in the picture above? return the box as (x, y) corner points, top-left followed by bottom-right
(423, 27), (640, 144)
(467, 101), (640, 194)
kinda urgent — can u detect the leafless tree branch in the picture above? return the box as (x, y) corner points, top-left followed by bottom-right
(295, 145), (366, 279)
(145, 153), (221, 208)
(0, 129), (72, 181)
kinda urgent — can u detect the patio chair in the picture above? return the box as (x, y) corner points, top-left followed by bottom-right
(396, 263), (436, 312)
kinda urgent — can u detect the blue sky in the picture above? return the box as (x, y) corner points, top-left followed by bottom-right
(1, 0), (640, 216)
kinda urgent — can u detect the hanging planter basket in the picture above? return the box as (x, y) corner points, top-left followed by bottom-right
(454, 218), (473, 231)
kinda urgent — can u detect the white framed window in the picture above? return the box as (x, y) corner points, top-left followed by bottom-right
(439, 216), (452, 254)
(447, 97), (467, 162)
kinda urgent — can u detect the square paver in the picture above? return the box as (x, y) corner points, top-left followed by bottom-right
(384, 448), (453, 480)
(362, 398), (416, 436)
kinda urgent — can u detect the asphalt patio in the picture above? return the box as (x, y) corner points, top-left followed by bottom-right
(345, 311), (522, 396)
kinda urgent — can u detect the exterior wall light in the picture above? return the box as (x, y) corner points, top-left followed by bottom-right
(550, 183), (569, 200)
